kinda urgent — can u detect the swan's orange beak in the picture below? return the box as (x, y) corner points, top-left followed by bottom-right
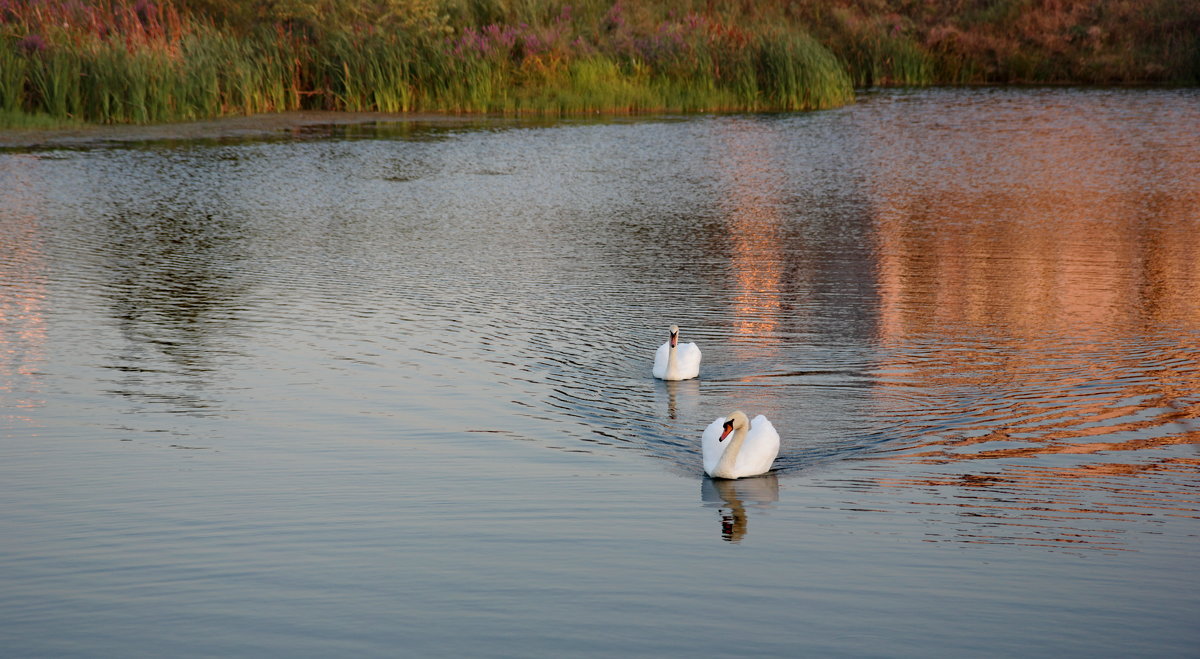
(670, 332), (678, 348)
(719, 420), (734, 442)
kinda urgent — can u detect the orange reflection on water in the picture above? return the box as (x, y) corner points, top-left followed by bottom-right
(711, 120), (788, 344)
(870, 97), (1200, 342)
(862, 96), (1200, 549)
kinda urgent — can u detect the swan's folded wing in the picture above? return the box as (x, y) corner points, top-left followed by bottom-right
(736, 415), (781, 474)
(678, 342), (702, 365)
(676, 342), (702, 377)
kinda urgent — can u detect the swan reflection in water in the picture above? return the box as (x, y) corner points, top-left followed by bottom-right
(657, 378), (700, 421)
(701, 474), (780, 542)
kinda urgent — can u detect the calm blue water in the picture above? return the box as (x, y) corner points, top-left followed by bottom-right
(2, 88), (1198, 657)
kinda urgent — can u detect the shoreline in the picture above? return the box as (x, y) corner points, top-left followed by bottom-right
(0, 110), (489, 150)
(3, 84), (1196, 150)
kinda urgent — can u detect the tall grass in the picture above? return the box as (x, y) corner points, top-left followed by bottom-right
(325, 31), (416, 112)
(0, 0), (1196, 127)
(0, 39), (28, 113)
(0, 0), (856, 124)
(753, 31), (854, 110)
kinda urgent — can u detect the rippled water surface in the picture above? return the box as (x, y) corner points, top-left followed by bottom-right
(2, 88), (1199, 656)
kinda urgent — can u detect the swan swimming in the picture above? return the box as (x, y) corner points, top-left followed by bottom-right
(652, 325), (701, 381)
(702, 411), (780, 479)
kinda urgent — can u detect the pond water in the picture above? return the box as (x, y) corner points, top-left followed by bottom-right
(1, 88), (1198, 657)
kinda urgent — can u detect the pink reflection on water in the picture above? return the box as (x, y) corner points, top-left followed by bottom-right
(0, 156), (48, 430)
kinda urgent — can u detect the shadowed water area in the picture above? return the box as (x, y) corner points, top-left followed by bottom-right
(1, 88), (1198, 656)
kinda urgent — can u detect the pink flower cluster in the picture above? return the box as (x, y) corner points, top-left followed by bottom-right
(452, 18), (573, 61)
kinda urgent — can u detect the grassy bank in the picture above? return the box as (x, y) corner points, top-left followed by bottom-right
(1, 0), (1197, 126)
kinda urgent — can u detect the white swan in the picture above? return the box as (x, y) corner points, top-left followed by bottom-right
(702, 411), (780, 479)
(652, 325), (701, 380)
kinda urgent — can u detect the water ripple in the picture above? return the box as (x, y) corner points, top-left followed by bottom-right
(2, 89), (1198, 552)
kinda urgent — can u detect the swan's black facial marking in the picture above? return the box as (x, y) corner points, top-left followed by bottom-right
(719, 419), (734, 442)
(670, 332), (678, 348)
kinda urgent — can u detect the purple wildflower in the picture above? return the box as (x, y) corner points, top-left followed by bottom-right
(603, 2), (625, 33)
(18, 33), (47, 55)
(134, 0), (157, 27)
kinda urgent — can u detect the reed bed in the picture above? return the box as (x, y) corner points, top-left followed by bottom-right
(0, 0), (1196, 126)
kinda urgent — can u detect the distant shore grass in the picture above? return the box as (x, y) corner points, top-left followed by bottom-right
(1, 0), (1196, 127)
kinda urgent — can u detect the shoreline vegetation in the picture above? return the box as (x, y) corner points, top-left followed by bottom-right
(1, 0), (1197, 128)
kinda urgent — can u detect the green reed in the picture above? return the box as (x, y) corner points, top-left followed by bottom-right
(0, 2), (857, 124)
(28, 48), (84, 120)
(0, 42), (28, 114)
(752, 31), (854, 110)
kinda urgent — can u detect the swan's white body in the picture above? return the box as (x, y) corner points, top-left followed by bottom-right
(653, 325), (701, 381)
(702, 411), (780, 479)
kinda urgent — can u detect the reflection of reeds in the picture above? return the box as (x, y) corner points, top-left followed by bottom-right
(1, 0), (1197, 126)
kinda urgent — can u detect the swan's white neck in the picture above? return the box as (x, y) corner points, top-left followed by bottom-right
(662, 331), (682, 378)
(712, 425), (748, 479)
